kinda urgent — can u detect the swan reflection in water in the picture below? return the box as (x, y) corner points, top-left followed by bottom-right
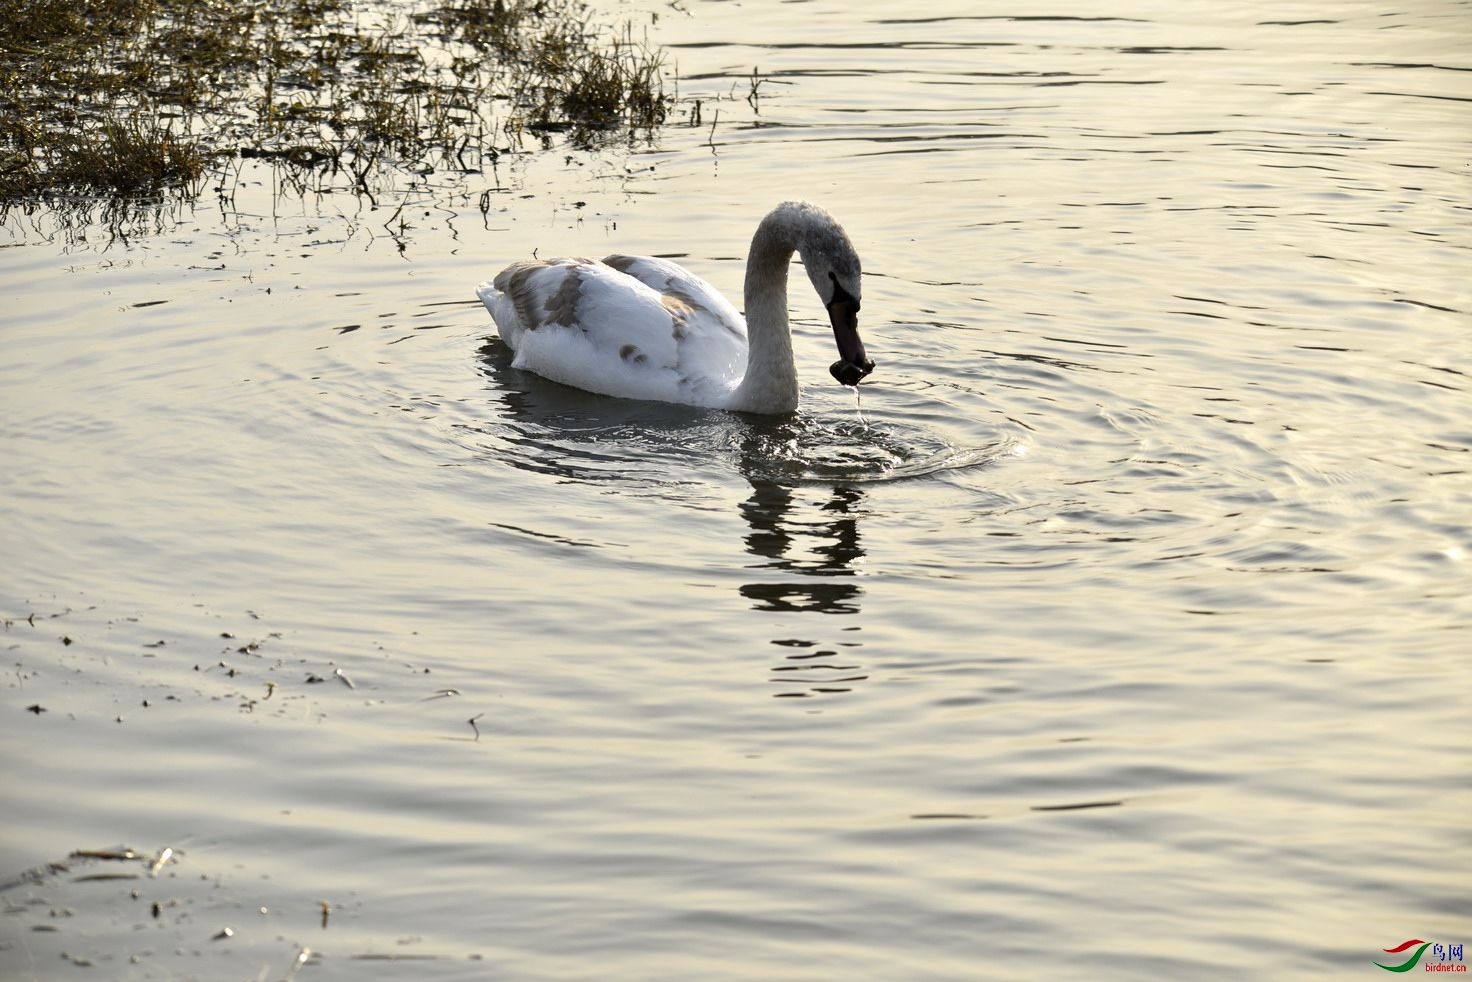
(741, 481), (865, 614)
(472, 348), (879, 699)
(738, 476), (871, 699)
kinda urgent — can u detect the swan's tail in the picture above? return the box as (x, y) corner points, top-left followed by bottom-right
(475, 280), (524, 350)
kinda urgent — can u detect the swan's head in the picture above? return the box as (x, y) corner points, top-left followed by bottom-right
(793, 211), (874, 388)
(820, 270), (873, 387)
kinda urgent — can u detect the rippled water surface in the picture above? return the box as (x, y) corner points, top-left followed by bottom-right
(3, 1), (1469, 978)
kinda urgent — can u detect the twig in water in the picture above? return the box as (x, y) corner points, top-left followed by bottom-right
(284, 947), (313, 981)
(747, 65), (766, 111)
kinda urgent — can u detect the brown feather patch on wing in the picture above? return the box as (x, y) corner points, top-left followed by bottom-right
(494, 260), (590, 331)
(660, 294), (693, 340)
(543, 266), (585, 328)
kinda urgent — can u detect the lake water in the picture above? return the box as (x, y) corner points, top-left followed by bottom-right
(3, 0), (1469, 978)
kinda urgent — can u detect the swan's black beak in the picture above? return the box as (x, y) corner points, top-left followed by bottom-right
(826, 296), (874, 387)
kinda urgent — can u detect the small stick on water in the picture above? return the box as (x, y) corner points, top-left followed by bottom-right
(284, 947), (312, 981)
(319, 901), (331, 929)
(468, 713), (484, 742)
(73, 848), (136, 860)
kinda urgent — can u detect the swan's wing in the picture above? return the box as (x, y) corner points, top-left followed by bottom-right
(476, 257), (747, 406)
(601, 255), (746, 337)
(600, 254), (749, 394)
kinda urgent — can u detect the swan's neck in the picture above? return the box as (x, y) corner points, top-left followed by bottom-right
(731, 218), (799, 413)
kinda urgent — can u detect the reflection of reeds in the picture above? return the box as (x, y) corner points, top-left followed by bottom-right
(0, 0), (673, 211)
(2, 112), (204, 198)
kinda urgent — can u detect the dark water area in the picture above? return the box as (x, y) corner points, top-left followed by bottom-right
(3, 1), (1469, 978)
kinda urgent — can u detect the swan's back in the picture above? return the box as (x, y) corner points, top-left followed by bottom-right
(477, 255), (749, 408)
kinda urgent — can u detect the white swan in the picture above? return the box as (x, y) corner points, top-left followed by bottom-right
(475, 201), (873, 414)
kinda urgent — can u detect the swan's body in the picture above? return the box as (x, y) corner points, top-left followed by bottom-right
(475, 201), (873, 414)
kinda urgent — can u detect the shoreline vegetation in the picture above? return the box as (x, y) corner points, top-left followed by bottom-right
(0, 0), (673, 231)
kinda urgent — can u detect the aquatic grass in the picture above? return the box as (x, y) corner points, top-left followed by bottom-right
(429, 0), (532, 57)
(513, 20), (670, 143)
(16, 114), (205, 196)
(0, 0), (675, 228)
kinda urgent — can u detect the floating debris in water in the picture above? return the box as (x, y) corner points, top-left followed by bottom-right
(911, 813), (989, 821)
(71, 848), (136, 861)
(1030, 800), (1123, 812)
(285, 946), (313, 980)
(148, 847), (174, 878)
